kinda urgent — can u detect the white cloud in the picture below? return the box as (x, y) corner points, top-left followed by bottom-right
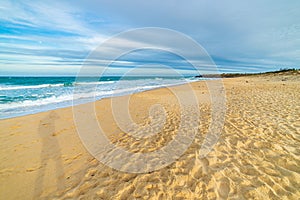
(1, 0), (299, 75)
(0, 0), (99, 36)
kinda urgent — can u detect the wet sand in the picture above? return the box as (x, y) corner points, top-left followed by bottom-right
(0, 71), (300, 199)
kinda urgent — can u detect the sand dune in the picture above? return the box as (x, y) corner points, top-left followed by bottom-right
(0, 72), (300, 199)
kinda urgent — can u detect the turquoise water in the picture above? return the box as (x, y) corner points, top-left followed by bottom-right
(0, 76), (198, 119)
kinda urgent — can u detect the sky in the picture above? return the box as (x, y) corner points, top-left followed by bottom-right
(0, 0), (299, 76)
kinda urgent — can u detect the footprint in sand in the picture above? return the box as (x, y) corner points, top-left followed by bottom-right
(217, 177), (230, 200)
(199, 157), (209, 175)
(190, 164), (202, 179)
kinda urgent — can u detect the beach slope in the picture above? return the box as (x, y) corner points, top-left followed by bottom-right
(1, 71), (300, 199)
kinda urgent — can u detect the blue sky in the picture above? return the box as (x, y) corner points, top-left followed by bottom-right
(0, 0), (299, 76)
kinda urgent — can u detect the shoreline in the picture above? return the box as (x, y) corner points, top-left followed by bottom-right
(2, 69), (298, 120)
(0, 78), (205, 120)
(1, 71), (300, 199)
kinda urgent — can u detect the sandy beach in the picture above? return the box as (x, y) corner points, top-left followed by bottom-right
(1, 71), (300, 199)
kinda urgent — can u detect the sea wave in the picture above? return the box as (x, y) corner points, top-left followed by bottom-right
(0, 82), (180, 112)
(0, 83), (64, 91)
(0, 77), (196, 119)
(0, 81), (116, 91)
(74, 81), (115, 85)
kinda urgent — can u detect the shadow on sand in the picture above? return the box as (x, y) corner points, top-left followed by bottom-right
(34, 111), (65, 198)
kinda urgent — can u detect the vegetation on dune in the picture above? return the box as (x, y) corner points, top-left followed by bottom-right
(195, 68), (299, 78)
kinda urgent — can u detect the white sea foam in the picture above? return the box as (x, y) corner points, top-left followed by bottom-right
(0, 81), (116, 91)
(0, 83), (64, 90)
(74, 81), (115, 85)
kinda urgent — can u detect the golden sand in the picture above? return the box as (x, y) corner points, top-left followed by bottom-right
(0, 72), (300, 199)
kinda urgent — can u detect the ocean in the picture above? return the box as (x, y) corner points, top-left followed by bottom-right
(0, 76), (199, 119)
